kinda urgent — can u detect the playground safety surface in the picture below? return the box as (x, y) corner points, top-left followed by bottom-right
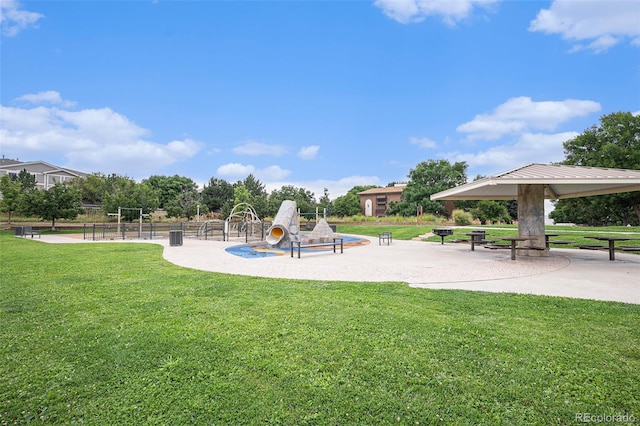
(29, 233), (640, 304)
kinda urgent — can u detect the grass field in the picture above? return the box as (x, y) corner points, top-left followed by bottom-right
(337, 224), (640, 250)
(1, 232), (639, 425)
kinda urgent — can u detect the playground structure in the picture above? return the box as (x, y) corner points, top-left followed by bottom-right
(83, 203), (266, 243)
(82, 201), (332, 245)
(266, 200), (299, 248)
(107, 207), (147, 237)
(266, 201), (336, 248)
(221, 203), (265, 242)
(298, 207), (329, 230)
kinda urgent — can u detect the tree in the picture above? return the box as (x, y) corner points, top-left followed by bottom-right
(143, 175), (199, 211)
(551, 112), (640, 225)
(242, 174), (267, 198)
(332, 193), (361, 217)
(201, 178), (234, 213)
(318, 188), (332, 216)
(101, 176), (159, 221)
(388, 159), (467, 217)
(27, 183), (84, 230)
(332, 185), (376, 217)
(14, 169), (37, 191)
(267, 185), (315, 217)
(473, 200), (512, 225)
(74, 173), (109, 205)
(0, 175), (23, 223)
(241, 175), (268, 218)
(233, 185), (251, 206)
(454, 175), (516, 223)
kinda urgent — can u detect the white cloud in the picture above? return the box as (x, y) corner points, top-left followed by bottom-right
(216, 163), (290, 182)
(529, 0), (640, 52)
(298, 145), (319, 160)
(259, 165), (291, 181)
(409, 136), (437, 149)
(15, 91), (76, 108)
(457, 96), (601, 141)
(232, 141), (287, 156)
(216, 163), (255, 179)
(374, 0), (498, 25)
(446, 131), (578, 176)
(265, 175), (382, 200)
(0, 0), (44, 37)
(0, 96), (203, 177)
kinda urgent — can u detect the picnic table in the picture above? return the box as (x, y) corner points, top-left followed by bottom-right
(545, 233), (558, 248)
(498, 236), (537, 261)
(584, 236), (636, 261)
(545, 233), (572, 248)
(465, 231), (493, 251)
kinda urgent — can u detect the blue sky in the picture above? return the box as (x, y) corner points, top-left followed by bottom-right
(1, 0), (639, 199)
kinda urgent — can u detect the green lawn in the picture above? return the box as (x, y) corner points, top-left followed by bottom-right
(1, 233), (638, 425)
(337, 224), (640, 249)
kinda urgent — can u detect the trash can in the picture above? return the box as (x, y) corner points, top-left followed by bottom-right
(13, 226), (24, 237)
(169, 230), (183, 246)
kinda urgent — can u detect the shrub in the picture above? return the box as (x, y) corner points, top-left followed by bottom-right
(453, 209), (473, 226)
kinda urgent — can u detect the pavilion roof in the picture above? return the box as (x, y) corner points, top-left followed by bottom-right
(430, 163), (640, 201)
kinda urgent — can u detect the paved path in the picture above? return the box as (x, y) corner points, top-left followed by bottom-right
(32, 234), (640, 304)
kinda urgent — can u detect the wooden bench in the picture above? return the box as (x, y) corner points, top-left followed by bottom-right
(450, 238), (470, 243)
(22, 226), (41, 239)
(484, 244), (511, 250)
(290, 237), (344, 258)
(548, 240), (572, 245)
(616, 246), (640, 252)
(471, 239), (494, 251)
(578, 244), (606, 250)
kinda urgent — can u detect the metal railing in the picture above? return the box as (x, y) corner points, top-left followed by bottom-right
(83, 221), (270, 243)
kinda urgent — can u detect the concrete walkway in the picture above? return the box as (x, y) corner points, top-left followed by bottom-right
(31, 234), (640, 304)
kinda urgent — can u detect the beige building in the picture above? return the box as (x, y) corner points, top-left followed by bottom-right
(0, 158), (87, 190)
(357, 185), (406, 217)
(358, 184), (456, 218)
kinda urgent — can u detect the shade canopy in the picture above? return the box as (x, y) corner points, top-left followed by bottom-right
(430, 163), (640, 201)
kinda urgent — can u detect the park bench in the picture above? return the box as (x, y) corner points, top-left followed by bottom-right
(616, 246), (640, 252)
(379, 232), (392, 245)
(290, 237), (344, 259)
(22, 226), (41, 239)
(449, 238), (470, 243)
(577, 244), (606, 250)
(470, 238), (495, 251)
(548, 240), (572, 246)
(483, 244), (511, 250)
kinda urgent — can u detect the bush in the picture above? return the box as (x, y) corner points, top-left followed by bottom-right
(453, 209), (474, 226)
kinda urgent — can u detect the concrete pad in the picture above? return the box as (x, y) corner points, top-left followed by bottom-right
(29, 234), (640, 305)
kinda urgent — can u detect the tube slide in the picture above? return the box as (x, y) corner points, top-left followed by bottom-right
(266, 200), (297, 247)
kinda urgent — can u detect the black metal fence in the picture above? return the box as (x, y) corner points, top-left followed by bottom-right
(83, 221), (270, 243)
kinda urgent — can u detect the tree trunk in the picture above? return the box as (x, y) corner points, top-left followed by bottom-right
(634, 205), (640, 225)
(51, 217), (56, 231)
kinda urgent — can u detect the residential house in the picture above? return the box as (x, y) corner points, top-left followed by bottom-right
(0, 158), (87, 190)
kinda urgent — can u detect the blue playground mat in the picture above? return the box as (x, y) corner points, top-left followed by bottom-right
(225, 235), (366, 258)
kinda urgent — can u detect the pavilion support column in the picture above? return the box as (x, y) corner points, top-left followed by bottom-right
(517, 184), (548, 257)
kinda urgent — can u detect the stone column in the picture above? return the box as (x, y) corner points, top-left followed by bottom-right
(517, 184), (548, 257)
